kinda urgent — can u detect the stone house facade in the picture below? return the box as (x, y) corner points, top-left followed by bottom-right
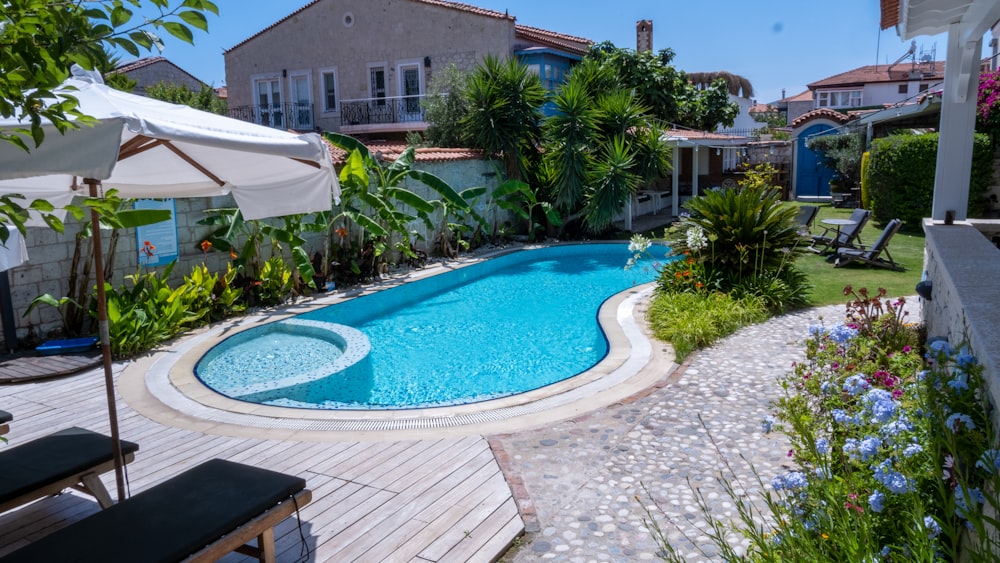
(222, 0), (590, 138)
(110, 57), (208, 96)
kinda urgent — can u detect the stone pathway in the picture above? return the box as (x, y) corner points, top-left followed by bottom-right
(492, 303), (851, 562)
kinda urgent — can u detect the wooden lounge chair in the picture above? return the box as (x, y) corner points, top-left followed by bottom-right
(835, 218), (905, 271)
(0, 458), (312, 563)
(0, 409), (11, 437)
(794, 205), (819, 234)
(0, 426), (138, 514)
(810, 208), (870, 253)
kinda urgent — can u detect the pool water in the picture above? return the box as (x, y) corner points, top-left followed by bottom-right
(195, 243), (661, 409)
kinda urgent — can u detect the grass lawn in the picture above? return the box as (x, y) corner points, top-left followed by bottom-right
(794, 203), (924, 306)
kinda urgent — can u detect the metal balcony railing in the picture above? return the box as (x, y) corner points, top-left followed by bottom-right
(227, 102), (314, 131)
(340, 95), (426, 127)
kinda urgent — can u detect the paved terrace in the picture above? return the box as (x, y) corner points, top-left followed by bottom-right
(0, 272), (895, 561)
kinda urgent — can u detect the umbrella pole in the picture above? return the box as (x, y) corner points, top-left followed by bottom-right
(85, 179), (126, 502)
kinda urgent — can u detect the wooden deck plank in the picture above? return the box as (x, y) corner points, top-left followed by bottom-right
(417, 471), (516, 562)
(447, 500), (523, 563)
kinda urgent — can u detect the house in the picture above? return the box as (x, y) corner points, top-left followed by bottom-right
(110, 57), (208, 96)
(222, 0), (591, 138)
(772, 89), (814, 126)
(806, 57), (945, 112)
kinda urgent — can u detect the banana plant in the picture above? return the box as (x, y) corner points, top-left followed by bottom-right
(323, 132), (474, 269)
(492, 179), (561, 242)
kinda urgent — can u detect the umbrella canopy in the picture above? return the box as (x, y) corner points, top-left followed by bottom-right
(0, 66), (340, 218)
(0, 67), (340, 503)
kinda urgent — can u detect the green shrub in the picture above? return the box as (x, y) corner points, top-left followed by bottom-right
(647, 291), (767, 362)
(867, 132), (994, 225)
(661, 178), (811, 312)
(860, 150), (871, 209)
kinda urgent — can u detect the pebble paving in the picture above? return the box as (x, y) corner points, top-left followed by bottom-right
(492, 303), (854, 562)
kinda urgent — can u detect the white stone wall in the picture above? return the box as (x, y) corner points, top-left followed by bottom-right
(921, 221), (1000, 427)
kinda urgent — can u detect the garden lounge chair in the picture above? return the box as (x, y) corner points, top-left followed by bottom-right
(0, 458), (312, 563)
(794, 205), (819, 234)
(809, 208), (870, 253)
(0, 409), (10, 436)
(0, 426), (138, 514)
(834, 219), (905, 271)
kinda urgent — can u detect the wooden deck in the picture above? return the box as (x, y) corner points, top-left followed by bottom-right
(0, 366), (523, 562)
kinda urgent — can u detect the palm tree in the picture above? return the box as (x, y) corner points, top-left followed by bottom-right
(686, 71), (755, 99)
(461, 56), (546, 182)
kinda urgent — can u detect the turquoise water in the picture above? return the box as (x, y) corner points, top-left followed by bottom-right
(195, 243), (661, 409)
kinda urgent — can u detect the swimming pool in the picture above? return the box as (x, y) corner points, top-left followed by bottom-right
(195, 243), (660, 410)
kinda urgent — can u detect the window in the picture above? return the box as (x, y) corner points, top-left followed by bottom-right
(898, 84), (908, 94)
(369, 64), (387, 105)
(321, 68), (338, 112)
(816, 90), (861, 108)
(919, 83), (930, 92)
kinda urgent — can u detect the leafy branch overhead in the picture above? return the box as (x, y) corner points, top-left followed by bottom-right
(0, 0), (219, 151)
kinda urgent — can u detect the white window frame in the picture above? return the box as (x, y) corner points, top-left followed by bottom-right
(396, 59), (425, 99)
(319, 66), (339, 114)
(367, 62), (388, 102)
(816, 89), (862, 109)
(287, 70), (313, 130)
(250, 72), (283, 127)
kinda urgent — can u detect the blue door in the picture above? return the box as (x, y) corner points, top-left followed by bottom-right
(796, 123), (835, 198)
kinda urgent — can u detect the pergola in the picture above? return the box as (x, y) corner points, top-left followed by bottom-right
(881, 0), (1000, 222)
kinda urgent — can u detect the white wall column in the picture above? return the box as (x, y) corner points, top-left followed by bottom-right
(692, 146), (700, 198)
(932, 24), (983, 222)
(672, 145), (680, 216)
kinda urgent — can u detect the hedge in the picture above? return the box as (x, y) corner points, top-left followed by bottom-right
(866, 132), (994, 227)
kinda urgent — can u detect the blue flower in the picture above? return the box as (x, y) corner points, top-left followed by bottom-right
(869, 490), (886, 513)
(820, 381), (833, 395)
(975, 449), (1000, 474)
(859, 436), (882, 462)
(770, 475), (785, 491)
(843, 374), (870, 396)
(833, 409), (859, 426)
(816, 438), (830, 455)
(924, 516), (941, 538)
(955, 486), (986, 519)
(947, 372), (969, 391)
(946, 413), (976, 432)
(880, 545), (891, 557)
(916, 369), (930, 382)
(903, 443), (923, 458)
(783, 471), (809, 490)
(955, 347), (977, 369)
(873, 461), (912, 494)
(813, 466), (831, 480)
(880, 416), (913, 437)
(761, 415), (775, 434)
(862, 389), (897, 423)
(808, 324), (825, 338)
(927, 338), (952, 356)
(827, 324), (858, 345)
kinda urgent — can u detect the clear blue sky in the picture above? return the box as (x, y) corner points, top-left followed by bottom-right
(130, 0), (966, 104)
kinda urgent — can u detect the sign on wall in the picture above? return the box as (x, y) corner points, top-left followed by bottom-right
(134, 199), (179, 267)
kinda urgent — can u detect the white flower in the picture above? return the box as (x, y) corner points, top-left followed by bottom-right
(686, 226), (708, 252)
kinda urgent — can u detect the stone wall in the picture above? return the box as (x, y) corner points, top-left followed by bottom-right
(921, 220), (1000, 426)
(2, 158), (507, 348)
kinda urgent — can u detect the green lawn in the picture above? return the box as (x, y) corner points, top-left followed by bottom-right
(794, 203), (924, 305)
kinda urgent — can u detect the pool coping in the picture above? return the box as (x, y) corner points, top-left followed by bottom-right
(119, 244), (678, 441)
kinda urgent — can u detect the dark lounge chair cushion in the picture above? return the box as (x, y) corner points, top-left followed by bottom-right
(0, 426), (139, 504)
(1, 458), (306, 563)
(0, 409), (11, 425)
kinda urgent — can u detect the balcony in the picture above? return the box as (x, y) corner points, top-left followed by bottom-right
(339, 95), (428, 135)
(227, 102), (314, 131)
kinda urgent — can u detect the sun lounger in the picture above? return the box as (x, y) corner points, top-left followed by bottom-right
(810, 208), (870, 254)
(0, 409), (11, 436)
(794, 205), (819, 234)
(0, 458), (311, 563)
(835, 218), (905, 271)
(0, 426), (138, 514)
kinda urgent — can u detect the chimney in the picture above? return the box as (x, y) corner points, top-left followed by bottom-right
(636, 20), (653, 52)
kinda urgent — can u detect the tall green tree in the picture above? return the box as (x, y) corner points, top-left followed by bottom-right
(586, 41), (739, 130)
(420, 64), (470, 147)
(461, 56), (546, 181)
(1, 0), (218, 151)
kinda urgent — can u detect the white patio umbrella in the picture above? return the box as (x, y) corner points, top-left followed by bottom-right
(0, 67), (340, 501)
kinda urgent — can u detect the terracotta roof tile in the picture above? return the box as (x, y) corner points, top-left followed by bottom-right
(110, 57), (207, 87)
(778, 90), (813, 103)
(515, 25), (592, 56)
(808, 62), (944, 89)
(662, 128), (749, 141)
(327, 142), (483, 166)
(790, 108), (853, 128)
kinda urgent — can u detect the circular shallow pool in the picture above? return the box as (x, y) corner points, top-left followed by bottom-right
(194, 243), (661, 409)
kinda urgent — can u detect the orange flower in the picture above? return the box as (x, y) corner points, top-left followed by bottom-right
(686, 257), (695, 265)
(696, 281), (704, 289)
(229, 249), (238, 260)
(674, 272), (683, 279)
(200, 240), (212, 252)
(335, 227), (348, 238)
(683, 270), (691, 277)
